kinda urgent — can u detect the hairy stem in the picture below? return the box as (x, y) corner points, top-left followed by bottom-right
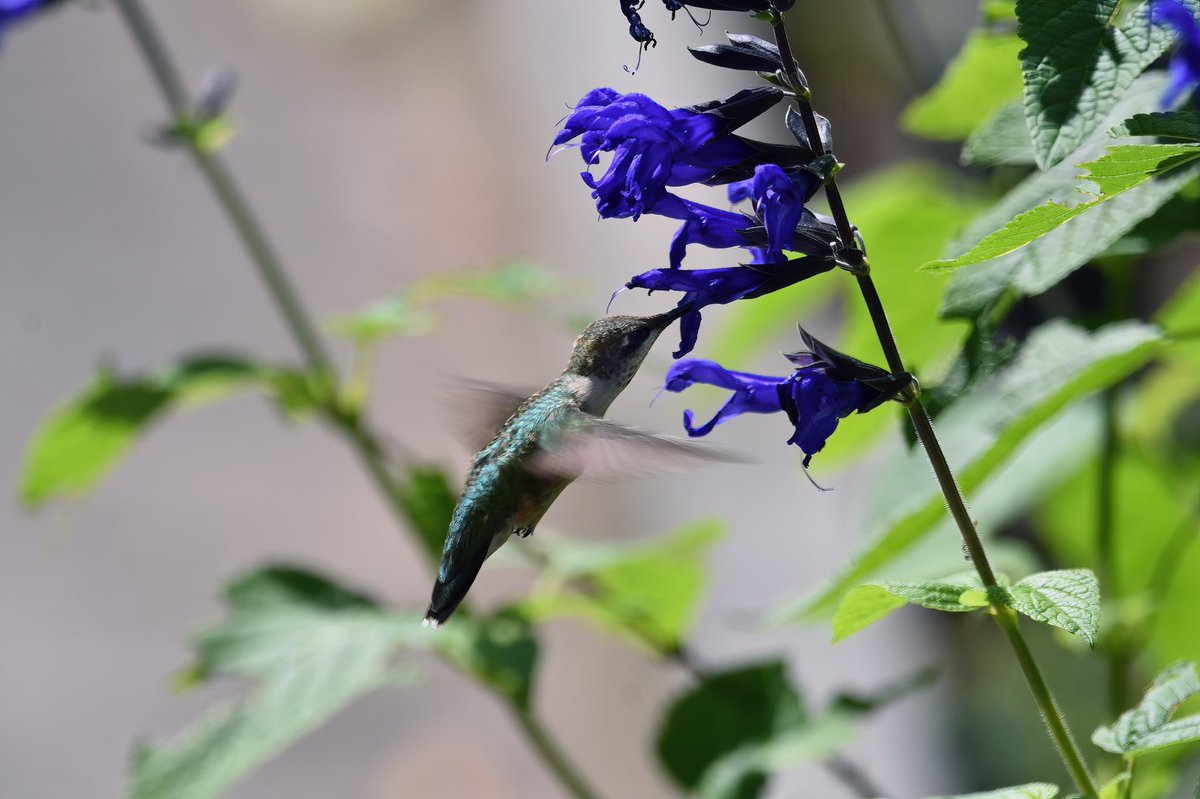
(111, 3), (602, 797)
(769, 8), (1098, 795)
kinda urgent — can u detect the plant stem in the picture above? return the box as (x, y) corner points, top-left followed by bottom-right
(512, 708), (604, 799)
(769, 8), (1098, 795)
(112, 3), (603, 797)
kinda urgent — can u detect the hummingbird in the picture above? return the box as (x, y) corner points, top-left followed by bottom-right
(424, 306), (726, 627)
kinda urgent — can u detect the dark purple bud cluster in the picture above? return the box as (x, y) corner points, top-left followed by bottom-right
(555, 7), (911, 467)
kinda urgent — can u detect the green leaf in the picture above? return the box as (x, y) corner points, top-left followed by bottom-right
(962, 101), (1037, 168)
(1158, 266), (1200, 336)
(903, 29), (1025, 141)
(434, 608), (539, 709)
(922, 785), (1059, 799)
(1007, 568), (1101, 646)
(1017, 0), (1179, 168)
(1111, 111), (1200, 141)
(1093, 661), (1200, 755)
(326, 295), (436, 343)
(777, 321), (1161, 620)
(656, 661), (805, 799)
(939, 73), (1195, 318)
(130, 567), (420, 799)
(20, 355), (305, 509)
(924, 144), (1200, 273)
(516, 520), (724, 651)
(833, 575), (988, 642)
(396, 466), (459, 564)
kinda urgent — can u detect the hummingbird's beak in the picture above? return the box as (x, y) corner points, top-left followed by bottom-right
(646, 303), (691, 330)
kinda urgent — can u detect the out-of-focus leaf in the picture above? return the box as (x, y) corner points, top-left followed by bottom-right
(962, 101), (1037, 168)
(832, 575), (988, 642)
(1007, 568), (1101, 646)
(903, 29), (1024, 141)
(434, 608), (539, 710)
(396, 466), (459, 565)
(326, 295), (437, 343)
(1111, 111), (1200, 141)
(411, 260), (564, 305)
(776, 321), (1161, 620)
(130, 567), (420, 799)
(924, 144), (1200, 273)
(1158, 268), (1200, 337)
(939, 74), (1193, 319)
(922, 785), (1059, 799)
(20, 355), (310, 510)
(1102, 185), (1200, 257)
(655, 661), (805, 799)
(1093, 662), (1200, 755)
(1016, 0), (1179, 168)
(516, 520), (724, 651)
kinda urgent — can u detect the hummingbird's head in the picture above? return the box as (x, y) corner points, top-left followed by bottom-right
(565, 307), (685, 393)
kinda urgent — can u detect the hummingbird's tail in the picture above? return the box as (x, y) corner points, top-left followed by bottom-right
(423, 546), (488, 628)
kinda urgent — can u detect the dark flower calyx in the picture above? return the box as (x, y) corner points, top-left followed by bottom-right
(682, 85), (785, 139)
(689, 32), (782, 72)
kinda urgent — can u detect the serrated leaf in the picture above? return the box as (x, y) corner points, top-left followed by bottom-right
(924, 144), (1200, 272)
(20, 355), (309, 510)
(939, 73), (1198, 318)
(962, 101), (1037, 167)
(1007, 568), (1100, 646)
(130, 567), (420, 799)
(516, 520), (724, 651)
(922, 784), (1059, 799)
(1112, 110), (1200, 140)
(776, 321), (1161, 620)
(833, 577), (987, 641)
(655, 661), (805, 799)
(903, 29), (1025, 141)
(1093, 661), (1200, 754)
(1017, 0), (1179, 168)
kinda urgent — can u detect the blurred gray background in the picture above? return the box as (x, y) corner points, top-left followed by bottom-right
(1, 2), (980, 797)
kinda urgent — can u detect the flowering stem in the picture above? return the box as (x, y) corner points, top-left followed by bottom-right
(769, 8), (1098, 795)
(111, 3), (603, 798)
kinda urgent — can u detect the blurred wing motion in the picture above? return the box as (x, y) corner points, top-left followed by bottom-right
(442, 378), (532, 451)
(532, 408), (745, 482)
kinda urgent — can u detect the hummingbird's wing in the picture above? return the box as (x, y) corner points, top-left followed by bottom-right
(530, 410), (744, 482)
(442, 379), (535, 452)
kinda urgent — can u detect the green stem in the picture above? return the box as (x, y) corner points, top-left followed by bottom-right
(511, 708), (604, 799)
(769, 8), (1098, 795)
(112, 3), (603, 798)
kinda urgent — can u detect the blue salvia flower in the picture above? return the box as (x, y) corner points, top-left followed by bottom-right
(0, 0), (46, 41)
(663, 331), (911, 466)
(553, 88), (761, 220)
(1151, 0), (1200, 107)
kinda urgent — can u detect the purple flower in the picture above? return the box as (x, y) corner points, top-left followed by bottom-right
(726, 164), (818, 261)
(1152, 0), (1200, 107)
(0, 0), (44, 40)
(553, 88), (769, 220)
(626, 257), (836, 357)
(663, 332), (910, 466)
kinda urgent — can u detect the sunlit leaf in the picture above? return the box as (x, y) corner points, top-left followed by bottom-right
(1016, 0), (1180, 168)
(326, 295), (436, 343)
(411, 260), (565, 305)
(832, 575), (988, 642)
(1007, 568), (1101, 646)
(1093, 661), (1200, 755)
(924, 144), (1200, 273)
